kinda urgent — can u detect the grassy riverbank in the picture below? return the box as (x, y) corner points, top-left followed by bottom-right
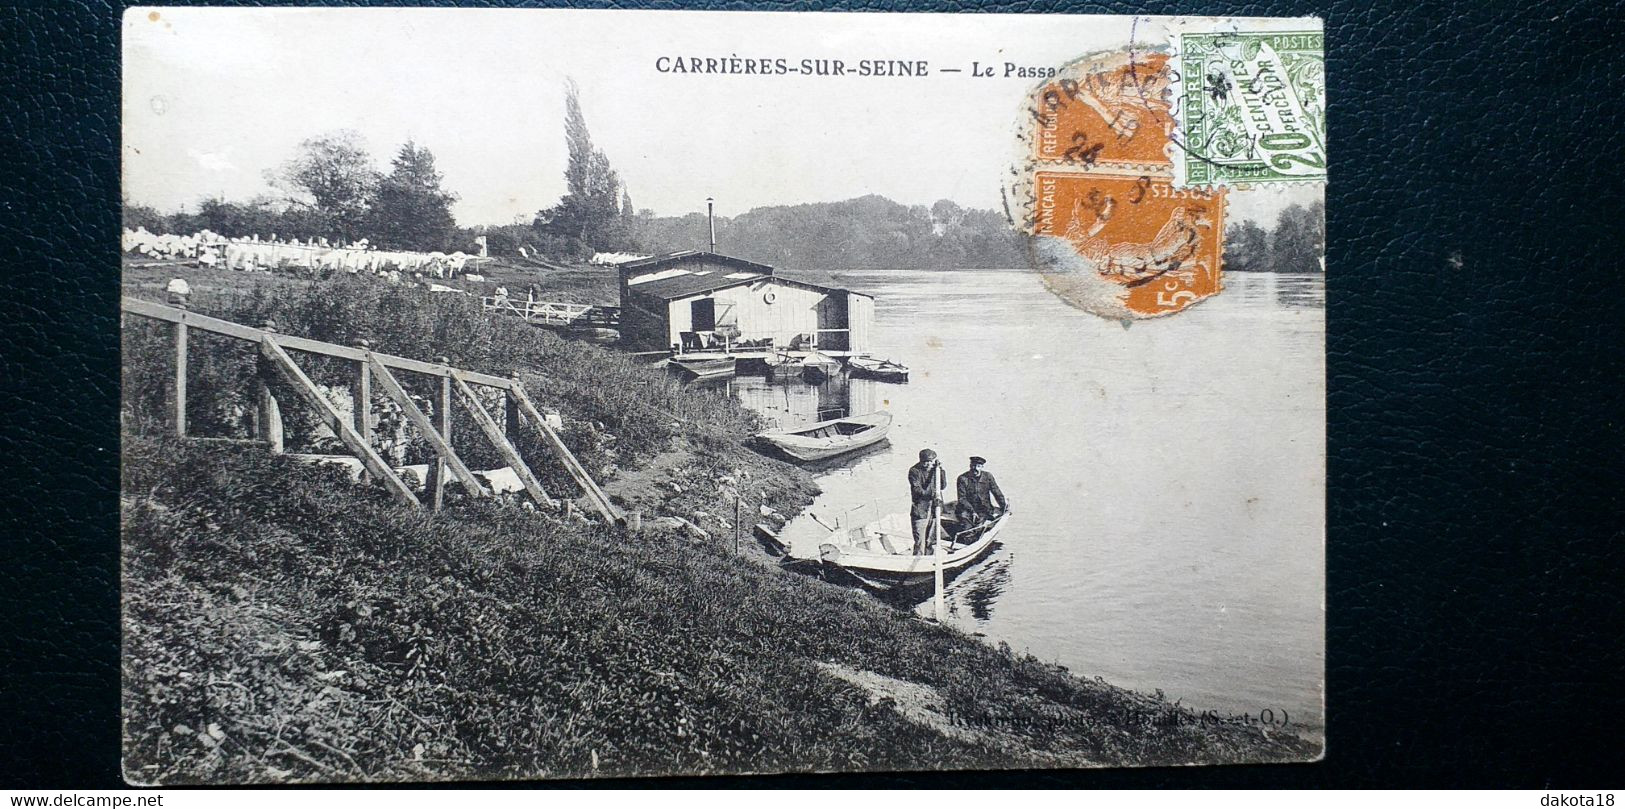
(123, 437), (1317, 784)
(121, 267), (1319, 783)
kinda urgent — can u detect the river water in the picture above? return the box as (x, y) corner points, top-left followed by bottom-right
(710, 270), (1324, 731)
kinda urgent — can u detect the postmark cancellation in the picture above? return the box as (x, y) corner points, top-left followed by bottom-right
(1007, 21), (1323, 320)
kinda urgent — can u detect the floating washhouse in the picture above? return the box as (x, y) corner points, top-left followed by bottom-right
(617, 251), (874, 356)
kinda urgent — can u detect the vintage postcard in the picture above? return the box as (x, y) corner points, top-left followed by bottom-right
(120, 8), (1325, 783)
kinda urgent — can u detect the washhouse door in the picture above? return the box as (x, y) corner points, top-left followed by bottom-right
(690, 298), (716, 331)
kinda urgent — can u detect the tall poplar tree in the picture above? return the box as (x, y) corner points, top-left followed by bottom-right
(537, 80), (629, 252)
(619, 189), (638, 248)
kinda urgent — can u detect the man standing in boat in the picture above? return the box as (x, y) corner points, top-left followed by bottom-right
(908, 449), (946, 555)
(956, 456), (1009, 534)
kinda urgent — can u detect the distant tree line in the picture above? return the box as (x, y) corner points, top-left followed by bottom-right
(125, 80), (643, 260)
(630, 195), (1028, 270)
(126, 131), (466, 253)
(1223, 200), (1325, 273)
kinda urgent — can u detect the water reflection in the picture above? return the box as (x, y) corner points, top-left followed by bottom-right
(1273, 274), (1325, 309)
(949, 553), (1013, 623)
(1225, 272), (1324, 309)
(865, 540), (1006, 613)
(701, 368), (881, 430)
(795, 438), (893, 474)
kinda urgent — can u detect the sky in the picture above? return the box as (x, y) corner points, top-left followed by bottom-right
(123, 8), (1321, 226)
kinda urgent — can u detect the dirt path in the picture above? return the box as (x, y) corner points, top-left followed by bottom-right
(599, 444), (694, 512)
(815, 661), (1090, 766)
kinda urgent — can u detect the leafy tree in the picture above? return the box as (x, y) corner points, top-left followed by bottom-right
(122, 202), (169, 232)
(1269, 202), (1325, 274)
(1222, 202), (1324, 273)
(193, 197), (293, 238)
(931, 199), (965, 231)
(271, 130), (380, 242)
(365, 141), (459, 251)
(1223, 219), (1271, 272)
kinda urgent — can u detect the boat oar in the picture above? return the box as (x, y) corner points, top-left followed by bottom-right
(931, 492), (946, 623)
(809, 512), (838, 532)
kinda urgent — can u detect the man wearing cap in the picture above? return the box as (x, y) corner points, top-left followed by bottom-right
(907, 449), (946, 555)
(955, 456), (1009, 533)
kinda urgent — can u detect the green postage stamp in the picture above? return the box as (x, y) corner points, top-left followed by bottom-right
(1175, 30), (1326, 187)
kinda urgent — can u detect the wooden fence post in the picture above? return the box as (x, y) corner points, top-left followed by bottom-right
(352, 338), (373, 439)
(427, 356), (452, 511)
(506, 372), (522, 446)
(172, 298), (188, 437)
(353, 338), (372, 482)
(367, 355), (488, 500)
(255, 319), (284, 454)
(508, 385), (620, 524)
(506, 371), (557, 516)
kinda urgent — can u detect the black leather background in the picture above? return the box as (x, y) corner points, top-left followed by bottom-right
(2, 0), (1621, 788)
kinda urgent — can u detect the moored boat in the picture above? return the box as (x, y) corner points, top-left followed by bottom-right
(762, 349), (802, 376)
(754, 410), (892, 462)
(671, 355), (737, 379)
(814, 505), (1009, 589)
(568, 327), (621, 344)
(753, 522), (787, 555)
(846, 356), (910, 383)
(799, 349), (840, 383)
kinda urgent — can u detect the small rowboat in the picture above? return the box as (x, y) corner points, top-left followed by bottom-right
(762, 350), (802, 375)
(754, 410), (892, 462)
(671, 355), (736, 379)
(799, 350), (840, 384)
(568, 327), (620, 344)
(753, 523), (787, 555)
(846, 356), (910, 383)
(815, 505), (1009, 589)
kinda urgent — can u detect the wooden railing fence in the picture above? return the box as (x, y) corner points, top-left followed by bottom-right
(122, 295), (620, 524)
(481, 296), (620, 330)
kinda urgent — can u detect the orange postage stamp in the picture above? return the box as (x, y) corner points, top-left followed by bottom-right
(1009, 47), (1228, 319)
(1029, 51), (1178, 172)
(1032, 172), (1224, 317)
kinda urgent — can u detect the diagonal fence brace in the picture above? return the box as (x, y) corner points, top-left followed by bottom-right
(365, 356), (490, 499)
(259, 336), (420, 508)
(449, 371), (556, 509)
(508, 384), (621, 524)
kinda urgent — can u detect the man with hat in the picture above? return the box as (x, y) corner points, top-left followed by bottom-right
(907, 448), (946, 555)
(955, 456), (1009, 534)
